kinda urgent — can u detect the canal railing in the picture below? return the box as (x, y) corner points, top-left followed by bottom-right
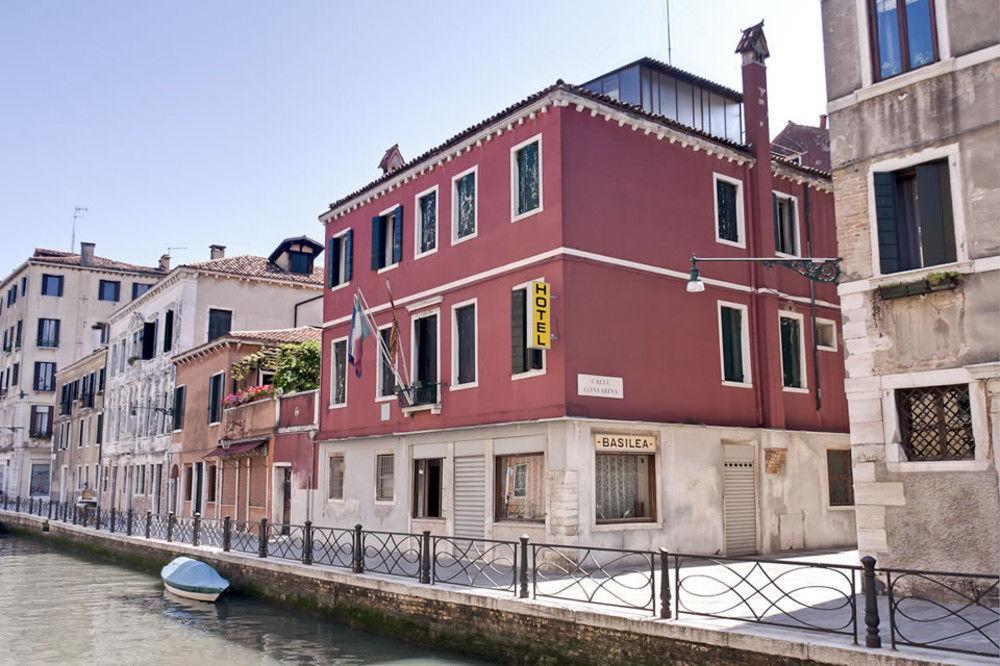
(3, 496), (997, 659)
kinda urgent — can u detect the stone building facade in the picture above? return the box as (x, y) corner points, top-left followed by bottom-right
(50, 348), (107, 505)
(821, 0), (999, 572)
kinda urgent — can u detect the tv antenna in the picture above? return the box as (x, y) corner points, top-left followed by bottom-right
(70, 206), (88, 252)
(666, 0), (673, 65)
(166, 246), (188, 259)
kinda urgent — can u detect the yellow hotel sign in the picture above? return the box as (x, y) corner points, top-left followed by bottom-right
(528, 280), (551, 350)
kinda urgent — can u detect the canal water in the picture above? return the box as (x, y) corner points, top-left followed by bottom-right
(0, 533), (489, 665)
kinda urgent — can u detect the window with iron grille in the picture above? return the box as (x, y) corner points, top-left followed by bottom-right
(896, 384), (974, 461)
(826, 450), (854, 506)
(375, 453), (394, 502)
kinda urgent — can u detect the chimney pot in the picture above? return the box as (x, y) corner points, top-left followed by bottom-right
(819, 114), (828, 130)
(80, 242), (95, 266)
(209, 244), (226, 260)
(159, 254), (170, 271)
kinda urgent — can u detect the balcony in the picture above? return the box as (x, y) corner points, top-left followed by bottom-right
(397, 381), (442, 416)
(223, 397), (276, 441)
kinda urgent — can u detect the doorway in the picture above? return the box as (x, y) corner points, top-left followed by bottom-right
(721, 443), (758, 555)
(279, 467), (292, 533)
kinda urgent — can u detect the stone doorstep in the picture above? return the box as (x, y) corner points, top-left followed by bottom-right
(0, 511), (986, 666)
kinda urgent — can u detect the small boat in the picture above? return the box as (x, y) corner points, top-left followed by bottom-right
(160, 557), (230, 602)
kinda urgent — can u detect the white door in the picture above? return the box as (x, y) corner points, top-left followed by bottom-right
(722, 444), (757, 555)
(453, 456), (486, 540)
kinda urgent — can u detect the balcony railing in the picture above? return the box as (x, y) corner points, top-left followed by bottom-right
(397, 381), (442, 413)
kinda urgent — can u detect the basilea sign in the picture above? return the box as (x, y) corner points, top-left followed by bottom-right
(593, 432), (659, 453)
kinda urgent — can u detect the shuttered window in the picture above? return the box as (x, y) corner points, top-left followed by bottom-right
(208, 373), (224, 424)
(716, 178), (740, 243)
(163, 310), (174, 352)
(378, 328), (396, 398)
(773, 193), (798, 255)
(328, 230), (353, 287)
(207, 309), (232, 342)
(719, 305), (745, 384)
(455, 303), (476, 386)
(826, 450), (854, 506)
(172, 386), (186, 431)
(249, 458), (267, 508)
(371, 207), (403, 270)
(779, 315), (804, 389)
(511, 289), (543, 375)
(874, 159), (955, 274)
(37, 318), (60, 348)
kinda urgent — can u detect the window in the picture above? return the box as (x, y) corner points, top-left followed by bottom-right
(371, 206), (402, 271)
(714, 174), (744, 246)
(184, 465), (193, 502)
(410, 312), (439, 406)
(94, 322), (109, 346)
(415, 187), (438, 257)
(826, 450), (855, 507)
(131, 283), (152, 300)
(20, 276), (26, 296)
(326, 230), (354, 289)
(11, 363), (19, 387)
(869, 0), (937, 81)
(816, 319), (837, 351)
(208, 373), (224, 423)
(330, 338), (347, 406)
(512, 136), (542, 220)
(33, 362), (56, 391)
(377, 327), (396, 399)
(141, 321), (157, 360)
(29, 463), (49, 496)
(288, 251), (312, 275)
(172, 386), (186, 430)
(773, 193), (799, 256)
(29, 405), (53, 438)
(41, 274), (63, 297)
(718, 303), (750, 386)
(375, 453), (394, 502)
(596, 453), (656, 522)
(14, 321), (21, 348)
(779, 313), (806, 391)
(874, 159), (955, 274)
(96, 413), (103, 445)
(163, 310), (174, 352)
(452, 166), (477, 242)
(98, 280), (120, 302)
(36, 318), (60, 348)
(206, 464), (216, 502)
(207, 309), (232, 342)
(413, 458), (443, 518)
(495, 454), (545, 522)
(328, 455), (345, 500)
(896, 384), (974, 461)
(511, 288), (543, 376)
(452, 301), (477, 388)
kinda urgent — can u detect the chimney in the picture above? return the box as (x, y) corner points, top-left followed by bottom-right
(80, 242), (95, 266)
(819, 114), (828, 130)
(209, 244), (226, 260)
(159, 254), (170, 271)
(378, 144), (405, 175)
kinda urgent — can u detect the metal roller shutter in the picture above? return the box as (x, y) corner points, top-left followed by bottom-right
(722, 445), (757, 556)
(453, 455), (486, 540)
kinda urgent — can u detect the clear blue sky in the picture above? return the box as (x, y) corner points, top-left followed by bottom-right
(0, 1), (827, 272)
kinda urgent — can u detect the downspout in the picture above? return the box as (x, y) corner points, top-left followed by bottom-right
(803, 185), (822, 411)
(293, 294), (323, 327)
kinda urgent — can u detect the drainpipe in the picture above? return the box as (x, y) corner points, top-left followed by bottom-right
(803, 186), (822, 411)
(293, 294), (323, 327)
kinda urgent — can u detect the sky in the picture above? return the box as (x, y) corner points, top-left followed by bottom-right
(0, 1), (828, 272)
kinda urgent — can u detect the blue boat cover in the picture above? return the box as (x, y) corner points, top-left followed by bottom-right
(161, 557), (230, 595)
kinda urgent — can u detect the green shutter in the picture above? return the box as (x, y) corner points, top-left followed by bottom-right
(915, 160), (956, 267)
(344, 229), (353, 282)
(721, 307), (743, 383)
(371, 215), (384, 270)
(873, 172), (900, 274)
(511, 289), (526, 374)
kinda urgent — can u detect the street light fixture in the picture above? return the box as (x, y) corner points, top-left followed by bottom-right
(686, 255), (842, 292)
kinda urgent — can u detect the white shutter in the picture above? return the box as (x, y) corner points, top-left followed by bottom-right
(722, 445), (757, 555)
(453, 455), (486, 539)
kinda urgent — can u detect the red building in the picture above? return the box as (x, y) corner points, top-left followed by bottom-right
(313, 24), (855, 555)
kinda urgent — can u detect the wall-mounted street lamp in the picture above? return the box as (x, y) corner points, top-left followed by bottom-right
(686, 255), (842, 293)
(130, 405), (173, 417)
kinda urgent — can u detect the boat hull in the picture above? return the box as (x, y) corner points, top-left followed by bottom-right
(160, 556), (229, 603)
(164, 582), (223, 603)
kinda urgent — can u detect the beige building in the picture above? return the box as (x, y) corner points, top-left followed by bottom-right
(821, 0), (999, 571)
(50, 349), (107, 505)
(0, 244), (164, 499)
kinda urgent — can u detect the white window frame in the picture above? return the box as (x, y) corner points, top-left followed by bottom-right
(450, 298), (479, 391)
(772, 191), (801, 258)
(329, 336), (348, 409)
(329, 227), (352, 292)
(375, 323), (396, 403)
(511, 278), (546, 380)
(451, 165), (479, 245)
(327, 452), (346, 502)
(413, 184), (439, 259)
(815, 317), (838, 352)
(716, 300), (752, 388)
(778, 310), (808, 393)
(865, 144), (967, 280)
(712, 173), (746, 249)
(510, 133), (543, 223)
(374, 450), (396, 504)
(409, 308), (441, 394)
(377, 204), (401, 274)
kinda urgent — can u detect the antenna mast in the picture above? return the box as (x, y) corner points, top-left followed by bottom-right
(70, 206), (87, 252)
(666, 0), (673, 65)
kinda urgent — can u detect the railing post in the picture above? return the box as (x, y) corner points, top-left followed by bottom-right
(47, 500), (53, 520)
(14, 496), (20, 513)
(109, 507), (117, 533)
(659, 548), (672, 619)
(95, 506), (101, 530)
(126, 508), (134, 536)
(145, 511), (152, 539)
(258, 518), (268, 558)
(222, 516), (232, 552)
(861, 555), (882, 648)
(166, 511), (175, 542)
(420, 531), (431, 584)
(518, 535), (529, 599)
(302, 521), (313, 565)
(72, 504), (78, 525)
(192, 513), (202, 547)
(353, 524), (364, 573)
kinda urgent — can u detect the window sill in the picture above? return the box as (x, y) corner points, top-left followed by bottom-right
(592, 519), (662, 532)
(886, 460), (989, 474)
(374, 499), (396, 506)
(511, 369), (545, 381)
(493, 519), (545, 526)
(329, 281), (351, 293)
(451, 231), (477, 246)
(402, 403), (441, 417)
(377, 264), (399, 275)
(722, 380), (753, 389)
(714, 237), (746, 250)
(511, 207), (543, 224)
(449, 382), (478, 392)
(327, 402), (347, 410)
(818, 345), (837, 353)
(414, 248), (438, 261)
(782, 386), (809, 394)
(825, 504), (856, 512)
(375, 394), (395, 403)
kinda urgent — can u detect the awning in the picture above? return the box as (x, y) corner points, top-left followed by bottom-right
(204, 438), (267, 459)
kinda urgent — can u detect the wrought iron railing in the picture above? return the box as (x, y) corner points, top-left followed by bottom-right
(4, 499), (997, 659)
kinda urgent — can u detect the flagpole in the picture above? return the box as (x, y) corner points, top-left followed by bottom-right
(383, 280), (412, 388)
(356, 287), (410, 391)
